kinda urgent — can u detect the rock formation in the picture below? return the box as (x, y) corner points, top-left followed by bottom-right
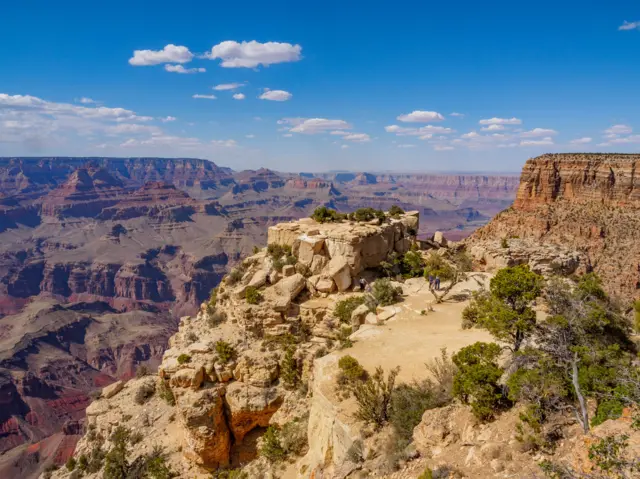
(467, 153), (640, 300)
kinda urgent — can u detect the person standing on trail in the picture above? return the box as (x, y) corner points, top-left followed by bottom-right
(428, 274), (434, 288)
(359, 278), (367, 291)
(435, 276), (441, 290)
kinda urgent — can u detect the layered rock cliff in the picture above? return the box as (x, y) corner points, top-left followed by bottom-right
(468, 153), (640, 300)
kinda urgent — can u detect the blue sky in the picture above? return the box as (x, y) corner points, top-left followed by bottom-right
(1, 0), (639, 172)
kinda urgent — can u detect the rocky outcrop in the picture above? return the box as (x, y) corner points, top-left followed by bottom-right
(468, 154), (640, 300)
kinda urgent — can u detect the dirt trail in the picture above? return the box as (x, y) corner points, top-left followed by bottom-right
(346, 274), (493, 383)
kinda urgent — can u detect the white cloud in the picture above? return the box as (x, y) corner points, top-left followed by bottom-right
(211, 139), (237, 147)
(397, 144), (416, 148)
(342, 133), (371, 142)
(479, 117), (522, 125)
(520, 128), (558, 137)
(569, 137), (592, 144)
(282, 133), (293, 137)
(480, 124), (505, 131)
(120, 135), (202, 149)
(106, 123), (161, 135)
(604, 124), (632, 135)
(461, 131), (481, 139)
(164, 64), (205, 74)
(603, 135), (640, 145)
(450, 112), (465, 118)
(213, 83), (244, 91)
(160, 116), (176, 123)
(129, 44), (194, 66)
(434, 145), (454, 151)
(396, 110), (444, 123)
(259, 89), (292, 101)
(281, 118), (351, 134)
(232, 93), (246, 100)
(341, 145), (349, 149)
(205, 41), (302, 68)
(192, 94), (217, 100)
(79, 97), (98, 104)
(385, 124), (453, 136)
(520, 137), (554, 146)
(619, 21), (640, 31)
(330, 130), (348, 136)
(245, 134), (255, 139)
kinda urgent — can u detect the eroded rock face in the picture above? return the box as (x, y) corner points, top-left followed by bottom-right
(224, 382), (284, 442)
(468, 154), (640, 300)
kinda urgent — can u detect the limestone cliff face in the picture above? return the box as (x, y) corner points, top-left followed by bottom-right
(468, 153), (640, 300)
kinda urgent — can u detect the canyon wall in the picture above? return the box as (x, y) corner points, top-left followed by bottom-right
(468, 153), (640, 300)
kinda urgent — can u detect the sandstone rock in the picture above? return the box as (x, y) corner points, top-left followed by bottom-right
(326, 256), (352, 292)
(268, 270), (280, 285)
(377, 306), (399, 321)
(176, 385), (230, 468)
(233, 284), (248, 299)
(248, 270), (267, 288)
(309, 254), (329, 275)
(282, 264), (295, 277)
(316, 278), (336, 293)
(364, 312), (379, 325)
(101, 380), (125, 399)
(298, 235), (325, 265)
(433, 231), (447, 246)
(274, 273), (306, 302)
(224, 382), (284, 442)
(350, 304), (370, 329)
(214, 362), (234, 382)
(170, 367), (204, 389)
(233, 352), (279, 387)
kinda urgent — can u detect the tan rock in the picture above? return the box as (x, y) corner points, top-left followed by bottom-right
(170, 367), (204, 390)
(350, 303), (369, 328)
(282, 264), (295, 277)
(364, 312), (379, 325)
(316, 278), (336, 293)
(248, 270), (267, 288)
(326, 256), (352, 292)
(177, 385), (231, 468)
(274, 273), (306, 301)
(224, 382), (284, 442)
(309, 254), (329, 275)
(101, 380), (125, 399)
(433, 231), (447, 246)
(233, 352), (279, 387)
(298, 235), (326, 265)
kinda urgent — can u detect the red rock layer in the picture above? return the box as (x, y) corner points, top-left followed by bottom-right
(468, 154), (640, 301)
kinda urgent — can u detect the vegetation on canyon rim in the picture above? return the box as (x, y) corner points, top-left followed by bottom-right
(336, 264), (639, 477)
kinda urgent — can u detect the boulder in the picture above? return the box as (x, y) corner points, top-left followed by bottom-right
(224, 382), (284, 442)
(298, 236), (326, 265)
(170, 367), (204, 390)
(274, 273), (306, 301)
(433, 231), (447, 247)
(177, 385), (231, 468)
(364, 312), (379, 325)
(350, 304), (370, 329)
(326, 256), (352, 292)
(101, 380), (125, 399)
(282, 264), (295, 277)
(309, 254), (329, 275)
(316, 278), (336, 293)
(248, 270), (267, 288)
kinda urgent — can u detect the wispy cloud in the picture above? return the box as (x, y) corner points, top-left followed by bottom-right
(204, 40), (302, 68)
(619, 21), (640, 31)
(129, 44), (194, 66)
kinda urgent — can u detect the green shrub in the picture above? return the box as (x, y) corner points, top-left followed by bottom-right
(352, 207), (386, 222)
(66, 457), (77, 471)
(634, 300), (640, 333)
(311, 206), (345, 223)
(280, 347), (300, 389)
(228, 268), (243, 285)
(423, 254), (454, 281)
(134, 381), (156, 405)
(388, 205), (405, 218)
(177, 353), (191, 364)
(267, 243), (292, 259)
(215, 340), (236, 363)
(245, 286), (262, 304)
(334, 296), (366, 323)
(338, 355), (367, 382)
(252, 245), (260, 254)
(372, 278), (403, 306)
(417, 468), (433, 479)
(77, 454), (88, 471)
(452, 342), (506, 421)
(212, 469), (248, 479)
(501, 238), (509, 248)
(208, 287), (217, 307)
(576, 272), (608, 302)
(402, 250), (425, 278)
(390, 381), (437, 443)
(157, 380), (175, 406)
(352, 366), (400, 427)
(207, 309), (225, 327)
(260, 426), (285, 462)
(279, 416), (309, 456)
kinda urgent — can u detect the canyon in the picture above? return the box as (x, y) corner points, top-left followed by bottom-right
(0, 157), (518, 477)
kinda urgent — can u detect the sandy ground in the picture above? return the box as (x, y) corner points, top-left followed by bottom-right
(345, 273), (493, 383)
